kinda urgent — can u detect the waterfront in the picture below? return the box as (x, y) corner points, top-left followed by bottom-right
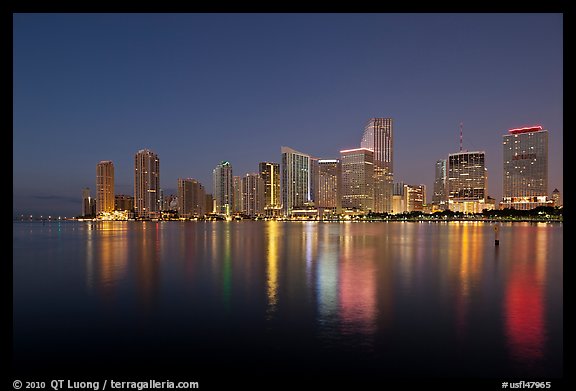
(13, 220), (562, 380)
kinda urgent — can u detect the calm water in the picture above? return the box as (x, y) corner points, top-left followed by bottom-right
(13, 220), (563, 380)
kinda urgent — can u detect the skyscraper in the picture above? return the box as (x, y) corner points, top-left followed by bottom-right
(447, 151), (488, 213)
(178, 178), (206, 218)
(501, 125), (549, 210)
(405, 184), (426, 212)
(281, 146), (311, 216)
(96, 160), (115, 215)
(241, 173), (264, 217)
(361, 118), (393, 213)
(134, 149), (160, 219)
(317, 159), (341, 212)
(213, 161), (234, 216)
(340, 148), (374, 212)
(233, 175), (242, 214)
(259, 162), (281, 216)
(432, 159), (448, 209)
(82, 187), (93, 217)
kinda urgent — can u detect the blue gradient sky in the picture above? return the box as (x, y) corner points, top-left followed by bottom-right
(13, 13), (563, 217)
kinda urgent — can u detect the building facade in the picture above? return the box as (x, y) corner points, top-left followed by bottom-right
(281, 146), (311, 216)
(316, 159), (341, 213)
(241, 173), (264, 217)
(361, 118), (393, 213)
(340, 148), (374, 212)
(213, 161), (234, 216)
(447, 151), (488, 213)
(82, 187), (94, 217)
(178, 178), (206, 218)
(501, 126), (549, 210)
(96, 160), (115, 215)
(114, 194), (134, 211)
(134, 149), (160, 219)
(259, 162), (281, 216)
(432, 159), (448, 209)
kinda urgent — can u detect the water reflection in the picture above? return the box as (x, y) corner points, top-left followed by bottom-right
(85, 222), (128, 299)
(505, 224), (547, 370)
(266, 222), (280, 319)
(338, 223), (377, 345)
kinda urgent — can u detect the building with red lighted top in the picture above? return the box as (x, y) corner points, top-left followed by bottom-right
(501, 126), (551, 210)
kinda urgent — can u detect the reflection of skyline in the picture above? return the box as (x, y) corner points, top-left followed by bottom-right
(339, 223), (377, 341)
(452, 222), (484, 339)
(266, 222), (280, 319)
(85, 221), (129, 299)
(505, 224), (547, 369)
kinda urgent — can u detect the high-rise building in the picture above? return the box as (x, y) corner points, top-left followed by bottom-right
(213, 161), (234, 216)
(309, 157), (320, 205)
(241, 173), (264, 217)
(96, 160), (115, 215)
(551, 188), (561, 207)
(233, 175), (242, 214)
(317, 159), (341, 212)
(405, 184), (426, 212)
(205, 193), (214, 215)
(392, 181), (405, 214)
(178, 178), (206, 218)
(281, 146), (311, 216)
(361, 118), (393, 213)
(259, 162), (281, 216)
(134, 149), (160, 219)
(501, 125), (549, 210)
(114, 195), (134, 211)
(448, 151), (488, 213)
(432, 159), (448, 209)
(340, 148), (374, 212)
(82, 187), (94, 217)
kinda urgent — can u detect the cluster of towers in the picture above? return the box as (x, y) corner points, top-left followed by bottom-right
(82, 120), (560, 220)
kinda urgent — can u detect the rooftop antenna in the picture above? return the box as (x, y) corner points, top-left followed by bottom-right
(459, 122), (463, 152)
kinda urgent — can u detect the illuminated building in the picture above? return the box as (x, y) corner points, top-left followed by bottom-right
(448, 151), (488, 213)
(233, 175), (242, 214)
(96, 160), (115, 215)
(82, 187), (95, 217)
(361, 118), (393, 212)
(241, 173), (264, 217)
(405, 184), (426, 212)
(551, 188), (561, 207)
(259, 162), (281, 216)
(178, 178), (206, 218)
(340, 148), (374, 212)
(134, 149), (160, 219)
(205, 193), (214, 214)
(433, 159), (448, 209)
(309, 157), (320, 205)
(281, 146), (312, 216)
(317, 159), (341, 214)
(213, 161), (234, 216)
(114, 194), (134, 211)
(501, 126), (550, 210)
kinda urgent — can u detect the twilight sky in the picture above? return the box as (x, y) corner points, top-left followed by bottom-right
(13, 13), (563, 217)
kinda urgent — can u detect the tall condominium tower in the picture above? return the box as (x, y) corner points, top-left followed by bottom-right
(96, 160), (115, 215)
(232, 175), (242, 214)
(281, 146), (311, 216)
(82, 187), (93, 217)
(213, 161), (234, 216)
(259, 162), (281, 215)
(432, 159), (448, 209)
(501, 125), (549, 210)
(447, 151), (487, 213)
(241, 173), (264, 217)
(361, 118), (393, 213)
(134, 149), (160, 219)
(340, 148), (374, 212)
(317, 159), (341, 212)
(178, 178), (206, 218)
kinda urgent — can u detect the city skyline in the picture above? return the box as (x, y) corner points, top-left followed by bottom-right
(13, 13), (563, 217)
